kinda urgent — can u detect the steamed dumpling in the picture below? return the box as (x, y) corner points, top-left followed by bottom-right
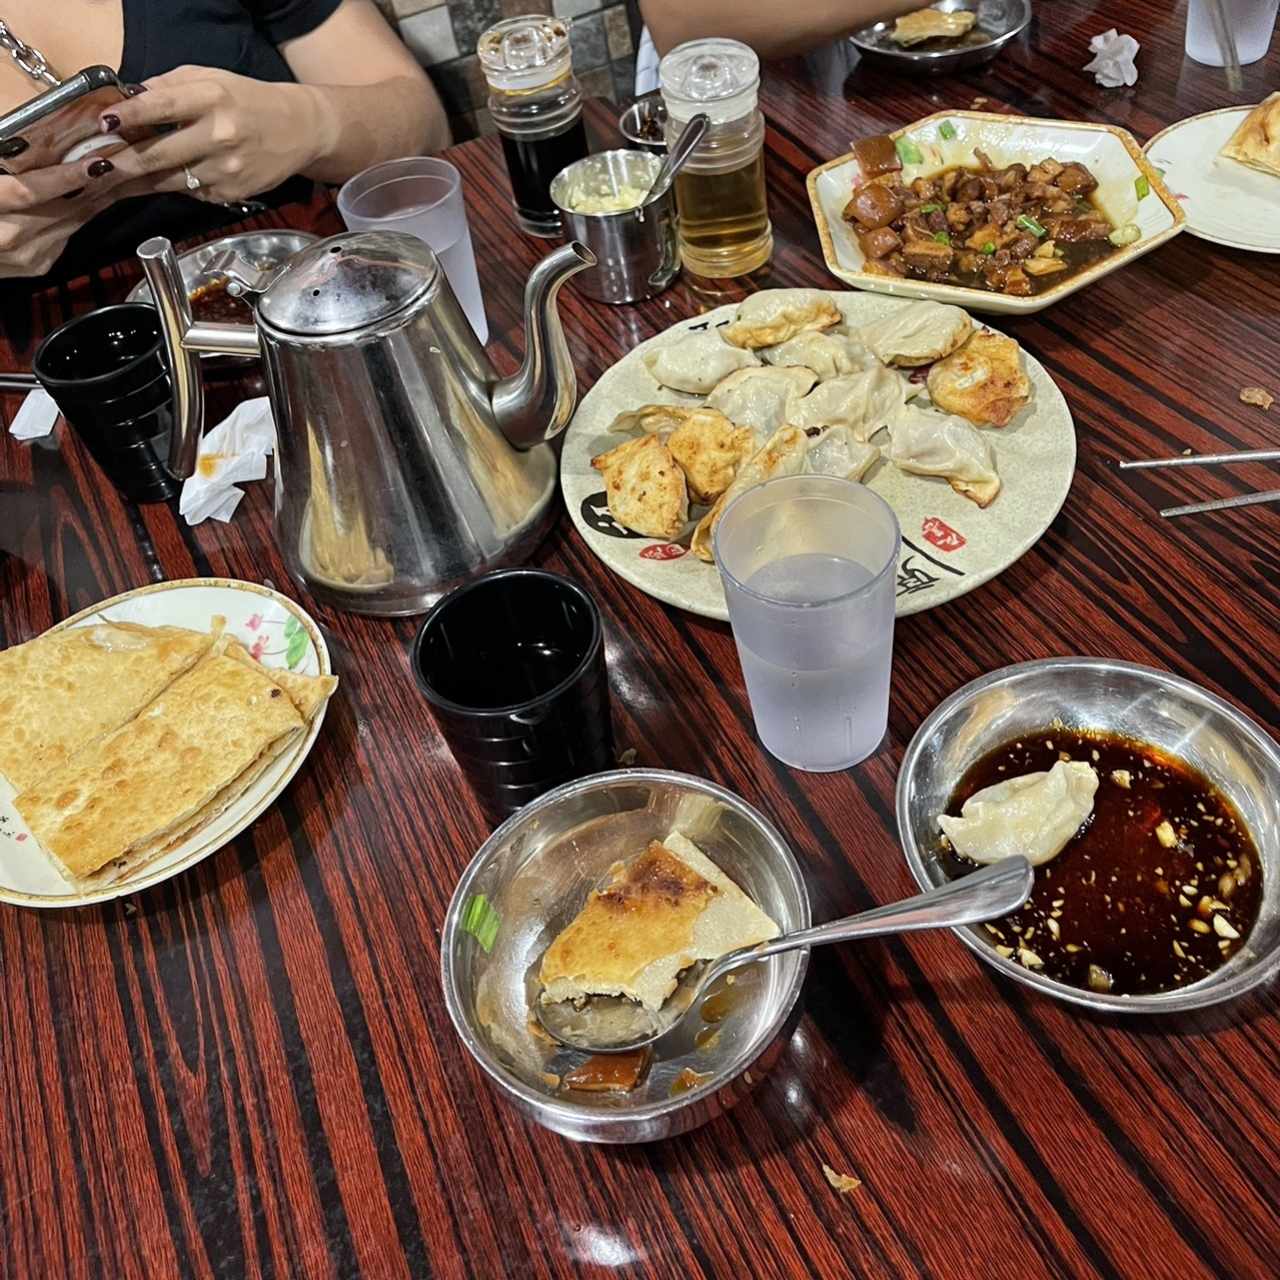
(691, 425), (809, 562)
(762, 330), (876, 380)
(706, 366), (817, 436)
(789, 365), (908, 440)
(667, 409), (756, 504)
(607, 404), (691, 436)
(804, 427), (880, 482)
(861, 301), (972, 367)
(884, 406), (1001, 507)
(591, 433), (688, 539)
(643, 331), (761, 394)
(939, 762), (1099, 867)
(722, 289), (842, 349)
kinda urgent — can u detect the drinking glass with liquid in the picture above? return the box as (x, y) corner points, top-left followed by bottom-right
(714, 475), (901, 772)
(479, 15), (590, 238)
(659, 38), (772, 278)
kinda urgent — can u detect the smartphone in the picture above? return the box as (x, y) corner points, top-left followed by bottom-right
(0, 66), (147, 174)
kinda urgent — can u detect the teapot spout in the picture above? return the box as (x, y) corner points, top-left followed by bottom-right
(492, 242), (596, 450)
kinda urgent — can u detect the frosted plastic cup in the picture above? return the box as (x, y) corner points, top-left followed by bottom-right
(338, 156), (488, 344)
(714, 475), (901, 772)
(1185, 0), (1279, 65)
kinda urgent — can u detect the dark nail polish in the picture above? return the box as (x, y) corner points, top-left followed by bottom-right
(0, 136), (29, 158)
(62, 188), (85, 200)
(88, 158), (114, 179)
(101, 113), (121, 133)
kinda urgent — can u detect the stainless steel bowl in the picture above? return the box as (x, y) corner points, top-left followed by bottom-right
(897, 658), (1280, 1013)
(619, 96), (668, 155)
(441, 769), (811, 1143)
(850, 0), (1030, 75)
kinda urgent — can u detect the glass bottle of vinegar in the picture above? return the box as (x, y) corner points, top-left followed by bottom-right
(659, 39), (772, 277)
(478, 16), (590, 237)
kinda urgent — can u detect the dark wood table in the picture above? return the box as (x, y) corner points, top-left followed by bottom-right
(2, 3), (1278, 1276)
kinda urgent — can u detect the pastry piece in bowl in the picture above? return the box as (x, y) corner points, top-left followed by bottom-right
(891, 6), (978, 46)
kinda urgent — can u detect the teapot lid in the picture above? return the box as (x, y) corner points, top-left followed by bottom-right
(257, 231), (440, 337)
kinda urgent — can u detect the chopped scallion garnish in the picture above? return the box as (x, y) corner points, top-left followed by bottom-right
(980, 242), (997, 254)
(895, 136), (923, 165)
(462, 893), (501, 952)
(1016, 214), (1047, 237)
(939, 120), (957, 140)
(919, 202), (943, 213)
(933, 231), (951, 244)
(1135, 174), (1150, 199)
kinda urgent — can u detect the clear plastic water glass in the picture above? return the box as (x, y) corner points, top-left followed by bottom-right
(338, 156), (488, 344)
(1185, 0), (1279, 65)
(714, 475), (901, 772)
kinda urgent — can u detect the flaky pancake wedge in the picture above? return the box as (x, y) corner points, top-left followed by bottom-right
(224, 639), (338, 722)
(0, 619), (223, 792)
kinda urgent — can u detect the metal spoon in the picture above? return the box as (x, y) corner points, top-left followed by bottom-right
(536, 855), (1034, 1054)
(641, 113), (708, 206)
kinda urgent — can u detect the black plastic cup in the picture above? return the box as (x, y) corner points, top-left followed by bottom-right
(33, 303), (180, 503)
(412, 569), (615, 819)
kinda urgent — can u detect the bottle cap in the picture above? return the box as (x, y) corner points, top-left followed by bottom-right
(659, 38), (760, 127)
(478, 16), (574, 93)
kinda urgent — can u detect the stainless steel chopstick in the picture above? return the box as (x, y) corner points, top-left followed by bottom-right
(0, 373), (39, 392)
(1161, 488), (1280, 518)
(1121, 449), (1280, 470)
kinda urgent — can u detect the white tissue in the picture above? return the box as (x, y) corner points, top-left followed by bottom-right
(1084, 29), (1139, 88)
(8, 388), (60, 440)
(179, 397), (276, 525)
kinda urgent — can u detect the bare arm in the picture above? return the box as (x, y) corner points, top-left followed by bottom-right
(639, 0), (926, 59)
(282, 0), (451, 170)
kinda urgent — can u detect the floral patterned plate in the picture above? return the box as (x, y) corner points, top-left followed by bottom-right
(0, 578), (332, 909)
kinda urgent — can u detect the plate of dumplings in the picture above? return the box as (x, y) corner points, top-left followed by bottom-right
(560, 288), (1076, 620)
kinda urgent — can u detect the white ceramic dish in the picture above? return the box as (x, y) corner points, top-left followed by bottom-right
(808, 111), (1185, 314)
(1144, 107), (1280, 255)
(0, 579), (331, 909)
(560, 291), (1076, 622)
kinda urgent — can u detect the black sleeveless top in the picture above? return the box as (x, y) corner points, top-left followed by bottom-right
(48, 0), (342, 278)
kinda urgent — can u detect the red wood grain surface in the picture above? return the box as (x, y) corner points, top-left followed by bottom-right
(1, 3), (1277, 1276)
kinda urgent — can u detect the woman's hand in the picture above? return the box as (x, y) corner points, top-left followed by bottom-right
(0, 159), (126, 279)
(100, 66), (325, 204)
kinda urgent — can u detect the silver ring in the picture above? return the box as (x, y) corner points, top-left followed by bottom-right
(184, 166), (201, 191)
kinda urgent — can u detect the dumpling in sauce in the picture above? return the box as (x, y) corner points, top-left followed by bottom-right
(861, 301), (972, 367)
(762, 330), (876, 380)
(805, 427), (880, 482)
(643, 331), (761, 394)
(939, 761), (1099, 866)
(706, 366), (817, 436)
(884, 405), (1000, 507)
(722, 289), (842, 349)
(790, 365), (908, 440)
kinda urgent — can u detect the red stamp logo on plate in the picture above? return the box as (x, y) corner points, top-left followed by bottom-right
(639, 543), (686, 561)
(922, 517), (965, 552)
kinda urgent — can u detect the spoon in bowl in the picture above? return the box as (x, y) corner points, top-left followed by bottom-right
(536, 855), (1034, 1054)
(641, 112), (708, 206)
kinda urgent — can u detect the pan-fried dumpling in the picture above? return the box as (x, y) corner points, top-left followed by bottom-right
(861, 301), (972, 367)
(667, 409), (757, 504)
(691, 425), (809, 561)
(706, 366), (817, 436)
(591, 433), (688, 539)
(892, 7), (978, 46)
(939, 762), (1099, 866)
(804, 427), (880, 482)
(607, 404), (691, 436)
(789, 365), (908, 440)
(722, 289), (842, 350)
(926, 331), (1031, 427)
(643, 331), (761, 394)
(884, 406), (1001, 507)
(762, 330), (877, 380)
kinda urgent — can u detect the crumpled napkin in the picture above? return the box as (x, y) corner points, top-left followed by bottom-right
(179, 397), (276, 525)
(1084, 29), (1140, 88)
(8, 388), (60, 440)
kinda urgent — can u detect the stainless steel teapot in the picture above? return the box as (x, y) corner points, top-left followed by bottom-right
(138, 231), (595, 615)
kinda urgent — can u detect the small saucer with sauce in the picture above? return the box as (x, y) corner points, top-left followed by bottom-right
(897, 657), (1280, 1014)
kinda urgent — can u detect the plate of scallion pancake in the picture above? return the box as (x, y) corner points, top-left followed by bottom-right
(0, 578), (336, 907)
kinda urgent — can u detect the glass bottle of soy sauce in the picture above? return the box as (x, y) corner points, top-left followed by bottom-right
(478, 15), (590, 238)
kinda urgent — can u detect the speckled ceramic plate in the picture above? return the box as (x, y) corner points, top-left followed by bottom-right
(1145, 107), (1280, 254)
(0, 578), (331, 908)
(560, 292), (1075, 622)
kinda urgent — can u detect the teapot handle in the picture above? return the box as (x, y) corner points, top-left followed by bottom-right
(137, 237), (206, 481)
